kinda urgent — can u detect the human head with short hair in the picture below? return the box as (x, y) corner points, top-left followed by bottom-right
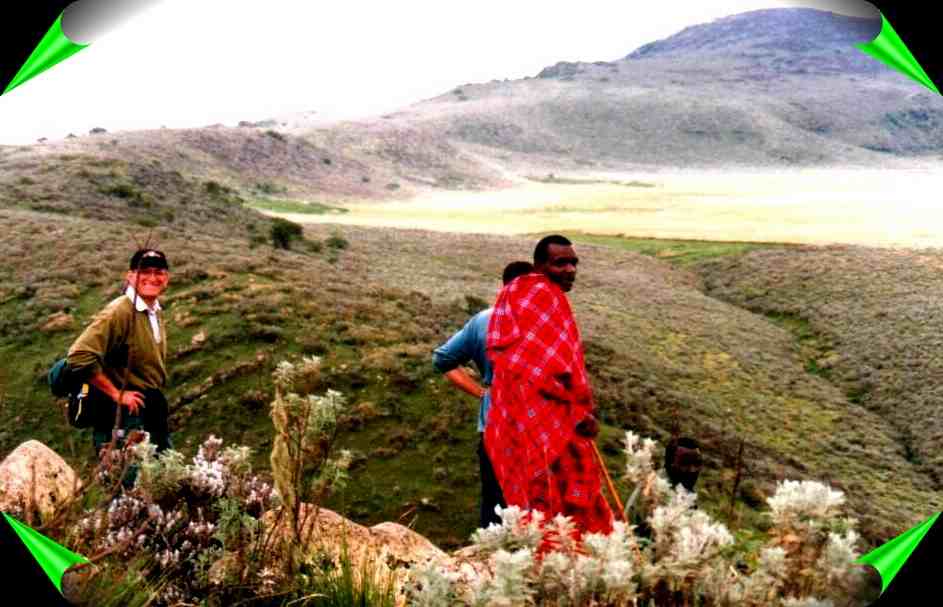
(502, 261), (533, 285)
(665, 436), (702, 492)
(126, 248), (170, 305)
(533, 235), (578, 292)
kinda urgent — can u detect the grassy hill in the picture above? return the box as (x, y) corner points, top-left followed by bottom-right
(1, 157), (940, 551)
(5, 119), (511, 207)
(699, 246), (943, 489)
(3, 6), (943, 553)
(11, 8), (943, 216)
(330, 8), (943, 172)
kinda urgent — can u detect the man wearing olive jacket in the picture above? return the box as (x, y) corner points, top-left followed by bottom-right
(68, 249), (172, 454)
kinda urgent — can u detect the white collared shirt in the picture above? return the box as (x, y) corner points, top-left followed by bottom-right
(125, 286), (162, 344)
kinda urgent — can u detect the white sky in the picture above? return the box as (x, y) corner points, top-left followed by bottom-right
(0, 0), (876, 144)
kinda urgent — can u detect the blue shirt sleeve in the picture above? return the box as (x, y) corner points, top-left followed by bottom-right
(432, 315), (479, 374)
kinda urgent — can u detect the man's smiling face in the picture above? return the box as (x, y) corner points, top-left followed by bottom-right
(127, 267), (170, 302)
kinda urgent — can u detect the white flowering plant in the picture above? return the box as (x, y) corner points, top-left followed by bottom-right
(69, 434), (280, 604)
(406, 430), (872, 607)
(268, 356), (354, 574)
(39, 355), (378, 606)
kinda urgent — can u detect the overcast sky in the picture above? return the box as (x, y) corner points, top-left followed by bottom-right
(0, 0), (876, 144)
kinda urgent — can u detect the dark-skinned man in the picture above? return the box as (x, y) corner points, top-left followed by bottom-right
(433, 260), (534, 529)
(485, 235), (613, 535)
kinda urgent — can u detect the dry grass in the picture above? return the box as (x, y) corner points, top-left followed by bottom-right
(0, 157), (939, 549)
(3, 6), (942, 555)
(699, 246), (943, 499)
(283, 166), (943, 248)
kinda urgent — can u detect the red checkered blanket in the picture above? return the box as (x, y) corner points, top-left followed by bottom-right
(485, 273), (611, 533)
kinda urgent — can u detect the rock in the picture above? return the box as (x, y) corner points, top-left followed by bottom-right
(0, 441), (82, 524)
(61, 566), (92, 605)
(264, 505), (448, 605)
(370, 521), (445, 567)
(40, 312), (74, 333)
(191, 330), (207, 347)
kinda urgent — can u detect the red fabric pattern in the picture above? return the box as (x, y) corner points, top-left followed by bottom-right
(485, 273), (612, 534)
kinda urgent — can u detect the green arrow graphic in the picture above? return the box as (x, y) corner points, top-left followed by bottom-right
(3, 513), (88, 594)
(856, 511), (940, 594)
(856, 13), (939, 95)
(3, 13), (88, 96)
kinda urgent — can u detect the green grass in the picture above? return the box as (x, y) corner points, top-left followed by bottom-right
(526, 175), (656, 187)
(247, 198), (349, 215)
(567, 232), (785, 266)
(1, 191), (937, 553)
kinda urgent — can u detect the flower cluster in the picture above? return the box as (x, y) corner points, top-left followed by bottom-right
(406, 431), (867, 607)
(767, 479), (846, 528)
(72, 435), (279, 604)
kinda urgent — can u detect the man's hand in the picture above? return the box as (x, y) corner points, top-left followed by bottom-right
(575, 415), (599, 438)
(117, 391), (146, 415)
(88, 371), (146, 415)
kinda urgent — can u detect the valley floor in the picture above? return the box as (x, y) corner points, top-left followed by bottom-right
(281, 165), (943, 248)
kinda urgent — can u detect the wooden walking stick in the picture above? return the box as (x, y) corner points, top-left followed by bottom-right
(592, 441), (626, 522)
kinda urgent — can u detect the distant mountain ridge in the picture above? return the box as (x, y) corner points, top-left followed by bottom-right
(627, 8), (881, 63)
(535, 9), (885, 81)
(2, 8), (940, 207)
(386, 7), (942, 169)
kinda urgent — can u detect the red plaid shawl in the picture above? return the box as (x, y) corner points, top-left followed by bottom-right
(485, 273), (612, 533)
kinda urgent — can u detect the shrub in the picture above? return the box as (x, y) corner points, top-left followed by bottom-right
(270, 356), (352, 571)
(203, 180), (227, 196)
(270, 218), (303, 250)
(68, 436), (280, 605)
(48, 354), (361, 606)
(326, 233), (349, 250)
(254, 181), (285, 195)
(99, 181), (140, 200)
(405, 430), (869, 607)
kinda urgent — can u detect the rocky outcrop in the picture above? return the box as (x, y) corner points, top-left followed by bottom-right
(0, 440), (81, 524)
(264, 504), (448, 604)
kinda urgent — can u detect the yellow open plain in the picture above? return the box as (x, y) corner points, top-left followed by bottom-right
(276, 166), (943, 247)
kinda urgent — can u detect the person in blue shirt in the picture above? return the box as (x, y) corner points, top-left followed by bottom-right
(433, 260), (534, 528)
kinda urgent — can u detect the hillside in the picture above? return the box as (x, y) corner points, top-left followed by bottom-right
(2, 6), (943, 555)
(699, 246), (943, 489)
(1, 123), (510, 207)
(5, 7), (942, 213)
(374, 8), (942, 169)
(1, 165), (940, 549)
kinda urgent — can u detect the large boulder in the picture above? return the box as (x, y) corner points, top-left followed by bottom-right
(263, 504), (448, 604)
(0, 440), (81, 524)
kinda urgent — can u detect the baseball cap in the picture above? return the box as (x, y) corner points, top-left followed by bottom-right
(129, 249), (169, 271)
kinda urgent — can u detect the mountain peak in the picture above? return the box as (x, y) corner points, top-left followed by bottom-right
(626, 8), (880, 60)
